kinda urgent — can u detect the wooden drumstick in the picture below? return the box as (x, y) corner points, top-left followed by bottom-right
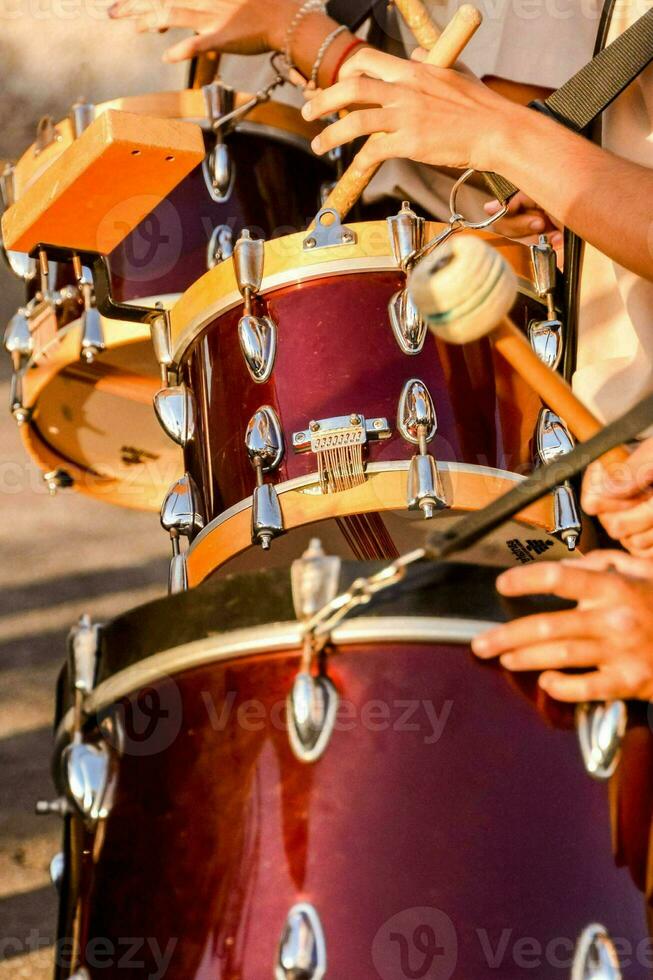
(408, 235), (630, 467)
(319, 4), (482, 222)
(394, 0), (441, 49)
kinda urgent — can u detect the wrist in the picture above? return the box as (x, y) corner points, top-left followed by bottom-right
(470, 100), (532, 174)
(267, 0), (308, 53)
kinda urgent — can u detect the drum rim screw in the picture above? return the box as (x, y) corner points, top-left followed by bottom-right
(309, 420), (320, 432)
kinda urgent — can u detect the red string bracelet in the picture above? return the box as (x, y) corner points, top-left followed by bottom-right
(330, 38), (367, 85)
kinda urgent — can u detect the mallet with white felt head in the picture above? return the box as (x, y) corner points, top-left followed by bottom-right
(408, 235), (629, 467)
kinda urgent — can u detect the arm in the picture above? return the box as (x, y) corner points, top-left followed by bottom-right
(303, 49), (653, 280)
(109, 0), (364, 87)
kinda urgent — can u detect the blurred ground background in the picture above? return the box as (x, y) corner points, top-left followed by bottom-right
(0, 4), (186, 974)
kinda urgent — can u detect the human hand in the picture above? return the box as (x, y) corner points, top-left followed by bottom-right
(472, 554), (653, 702)
(582, 439), (653, 556)
(109, 0), (301, 61)
(301, 46), (523, 173)
(483, 192), (562, 247)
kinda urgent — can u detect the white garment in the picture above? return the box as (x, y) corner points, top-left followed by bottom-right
(573, 0), (653, 423)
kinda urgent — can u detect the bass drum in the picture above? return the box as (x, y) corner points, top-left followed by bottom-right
(7, 88), (330, 510)
(52, 558), (650, 979)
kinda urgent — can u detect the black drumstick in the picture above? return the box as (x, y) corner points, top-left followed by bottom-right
(425, 392), (653, 562)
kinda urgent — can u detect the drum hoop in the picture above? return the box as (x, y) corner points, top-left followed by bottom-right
(170, 221), (541, 366)
(53, 613), (494, 745)
(184, 461), (562, 587)
(192, 460), (526, 550)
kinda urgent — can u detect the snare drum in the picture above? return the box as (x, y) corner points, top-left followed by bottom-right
(162, 215), (583, 585)
(51, 559), (650, 979)
(6, 88), (329, 510)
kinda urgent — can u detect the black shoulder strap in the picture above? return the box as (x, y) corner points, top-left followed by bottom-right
(326, 0), (387, 30)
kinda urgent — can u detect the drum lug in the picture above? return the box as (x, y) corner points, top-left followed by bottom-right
(536, 408), (575, 461)
(5, 307), (34, 423)
(252, 482), (284, 550)
(10, 372), (32, 425)
(234, 229), (265, 296)
(246, 406), (284, 471)
(388, 202), (428, 354)
(407, 453), (447, 518)
(43, 468), (74, 494)
(49, 851), (65, 894)
(529, 235), (564, 368)
(291, 538), (342, 620)
(71, 260), (105, 362)
(69, 970), (91, 980)
(388, 201), (425, 269)
(203, 79), (236, 129)
(80, 303), (105, 363)
(397, 378), (437, 443)
(246, 406), (284, 547)
(239, 314), (277, 383)
(154, 382), (197, 447)
(303, 207), (357, 250)
(4, 307), (33, 365)
(161, 473), (205, 540)
(150, 310), (175, 384)
(552, 483), (582, 551)
(68, 613), (101, 696)
(530, 233), (558, 299)
(161, 474), (205, 590)
(62, 741), (112, 823)
(535, 409), (581, 550)
(169, 552), (189, 594)
(571, 924), (622, 979)
(276, 902), (327, 980)
(288, 670), (339, 763)
(70, 99), (95, 138)
(203, 142), (235, 203)
(207, 224), (234, 269)
(399, 379), (447, 516)
(388, 287), (428, 355)
(576, 701), (627, 781)
(528, 317), (563, 370)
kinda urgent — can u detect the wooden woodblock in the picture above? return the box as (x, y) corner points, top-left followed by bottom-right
(1, 109), (205, 255)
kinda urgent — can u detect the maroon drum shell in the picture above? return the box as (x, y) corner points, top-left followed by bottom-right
(110, 129), (331, 303)
(183, 269), (546, 520)
(69, 643), (649, 979)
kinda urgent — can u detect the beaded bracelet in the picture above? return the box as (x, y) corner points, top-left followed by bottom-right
(310, 23), (348, 88)
(284, 0), (327, 72)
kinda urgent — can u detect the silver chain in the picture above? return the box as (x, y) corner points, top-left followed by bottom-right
(303, 547), (427, 649)
(413, 169), (509, 264)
